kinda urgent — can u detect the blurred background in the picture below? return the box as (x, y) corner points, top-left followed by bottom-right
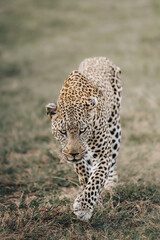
(0, 0), (160, 239)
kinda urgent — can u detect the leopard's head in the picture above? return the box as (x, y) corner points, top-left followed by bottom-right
(46, 96), (98, 162)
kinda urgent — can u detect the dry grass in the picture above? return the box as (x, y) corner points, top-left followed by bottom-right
(0, 0), (160, 239)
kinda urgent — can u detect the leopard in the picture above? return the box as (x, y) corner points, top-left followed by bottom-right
(46, 57), (122, 221)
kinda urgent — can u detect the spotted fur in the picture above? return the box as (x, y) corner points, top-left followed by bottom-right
(46, 57), (122, 221)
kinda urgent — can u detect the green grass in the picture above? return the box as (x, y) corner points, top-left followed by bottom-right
(0, 0), (160, 239)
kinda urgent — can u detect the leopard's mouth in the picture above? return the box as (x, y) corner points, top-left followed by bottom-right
(66, 154), (84, 163)
(67, 158), (82, 163)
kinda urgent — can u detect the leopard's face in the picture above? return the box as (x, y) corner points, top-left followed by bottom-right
(51, 110), (94, 162)
(46, 96), (98, 163)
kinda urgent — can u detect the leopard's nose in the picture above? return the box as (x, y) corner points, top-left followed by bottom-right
(69, 153), (79, 158)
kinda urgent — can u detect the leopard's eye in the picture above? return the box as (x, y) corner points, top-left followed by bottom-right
(59, 130), (67, 136)
(79, 127), (87, 135)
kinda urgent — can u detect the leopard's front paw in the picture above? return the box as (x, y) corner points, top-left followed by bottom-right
(73, 197), (93, 222)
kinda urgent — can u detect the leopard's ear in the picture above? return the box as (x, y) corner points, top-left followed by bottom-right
(86, 97), (98, 110)
(46, 103), (57, 119)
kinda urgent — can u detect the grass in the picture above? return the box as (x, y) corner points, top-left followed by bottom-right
(0, 0), (160, 239)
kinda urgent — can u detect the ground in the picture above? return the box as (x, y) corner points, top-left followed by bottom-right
(0, 0), (160, 239)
